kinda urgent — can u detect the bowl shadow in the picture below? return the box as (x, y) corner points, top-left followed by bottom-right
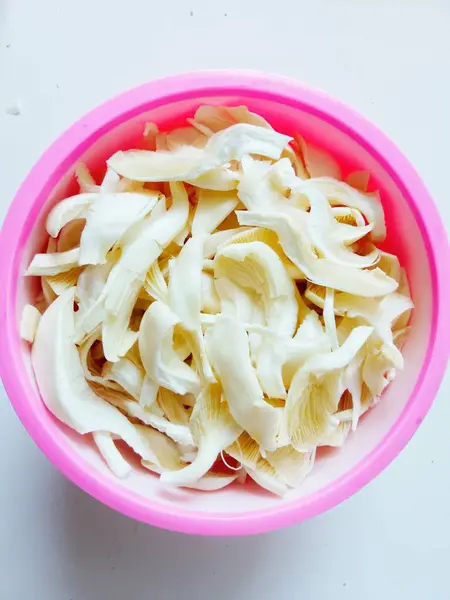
(58, 475), (274, 599)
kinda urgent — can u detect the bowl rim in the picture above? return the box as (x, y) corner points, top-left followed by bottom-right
(1, 70), (449, 536)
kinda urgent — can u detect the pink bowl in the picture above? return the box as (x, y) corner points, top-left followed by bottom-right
(1, 71), (449, 536)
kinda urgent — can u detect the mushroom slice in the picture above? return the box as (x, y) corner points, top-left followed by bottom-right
(205, 316), (282, 450)
(160, 384), (241, 488)
(107, 124), (291, 182)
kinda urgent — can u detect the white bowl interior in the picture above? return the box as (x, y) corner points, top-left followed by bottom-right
(17, 94), (432, 513)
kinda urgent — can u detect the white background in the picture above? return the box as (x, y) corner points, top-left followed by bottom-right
(1, 1), (449, 598)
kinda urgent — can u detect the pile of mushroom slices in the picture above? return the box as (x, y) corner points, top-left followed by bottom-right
(20, 106), (413, 495)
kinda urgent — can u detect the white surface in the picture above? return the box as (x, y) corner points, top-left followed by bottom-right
(1, 0), (449, 598)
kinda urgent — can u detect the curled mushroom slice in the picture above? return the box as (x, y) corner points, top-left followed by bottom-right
(305, 186), (378, 268)
(26, 248), (80, 276)
(107, 124), (291, 182)
(160, 384), (242, 488)
(190, 105), (305, 180)
(139, 301), (201, 396)
(219, 226), (303, 280)
(215, 241), (298, 333)
(309, 178), (386, 241)
(46, 194), (94, 237)
(237, 210), (397, 297)
(284, 326), (373, 450)
(79, 191), (159, 265)
(226, 432), (287, 496)
(205, 316), (282, 450)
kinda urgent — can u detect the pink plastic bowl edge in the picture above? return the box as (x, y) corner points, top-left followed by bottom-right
(0, 70), (449, 536)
